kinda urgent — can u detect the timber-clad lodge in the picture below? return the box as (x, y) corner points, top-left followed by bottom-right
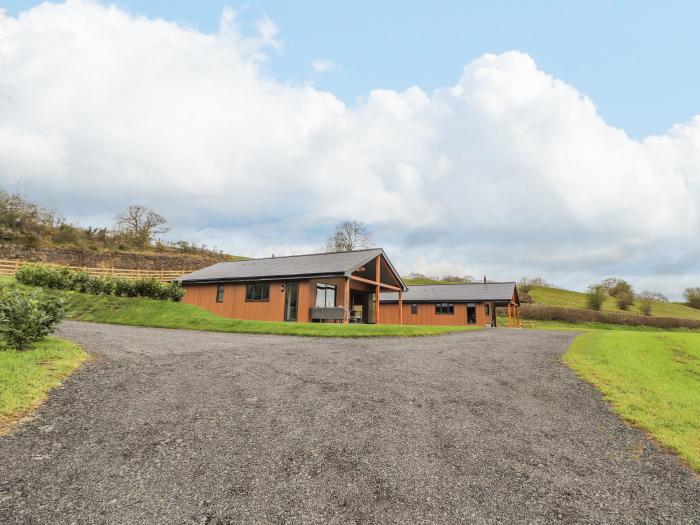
(178, 248), (521, 327)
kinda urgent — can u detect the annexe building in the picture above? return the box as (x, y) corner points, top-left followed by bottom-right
(379, 282), (521, 327)
(178, 248), (407, 324)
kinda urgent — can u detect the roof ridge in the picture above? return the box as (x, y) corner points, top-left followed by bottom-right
(219, 247), (384, 263)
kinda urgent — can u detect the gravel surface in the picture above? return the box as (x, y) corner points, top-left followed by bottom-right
(1, 321), (698, 524)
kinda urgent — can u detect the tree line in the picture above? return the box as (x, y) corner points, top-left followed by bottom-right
(0, 190), (225, 257)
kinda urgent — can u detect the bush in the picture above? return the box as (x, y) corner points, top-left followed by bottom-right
(601, 278), (634, 298)
(637, 291), (655, 316)
(685, 287), (700, 310)
(15, 263), (184, 302)
(0, 289), (65, 350)
(586, 284), (606, 311)
(615, 291), (634, 311)
(518, 277), (552, 294)
(639, 299), (653, 316)
(520, 304), (700, 330)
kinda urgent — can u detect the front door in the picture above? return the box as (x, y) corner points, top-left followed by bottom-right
(284, 282), (298, 321)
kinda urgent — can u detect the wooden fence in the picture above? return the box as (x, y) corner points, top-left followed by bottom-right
(0, 259), (192, 282)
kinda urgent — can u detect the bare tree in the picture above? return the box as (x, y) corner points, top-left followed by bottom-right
(115, 205), (168, 249)
(324, 220), (373, 252)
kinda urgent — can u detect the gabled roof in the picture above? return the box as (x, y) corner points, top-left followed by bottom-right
(179, 248), (404, 287)
(381, 282), (519, 304)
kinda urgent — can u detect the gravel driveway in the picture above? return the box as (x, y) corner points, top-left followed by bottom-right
(1, 322), (698, 524)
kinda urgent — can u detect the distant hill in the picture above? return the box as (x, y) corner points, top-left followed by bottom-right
(528, 286), (700, 321)
(404, 277), (475, 286)
(0, 189), (247, 269)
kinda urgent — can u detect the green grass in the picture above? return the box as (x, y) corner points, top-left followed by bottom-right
(529, 286), (700, 320)
(0, 337), (88, 433)
(0, 278), (476, 338)
(517, 318), (700, 333)
(565, 330), (700, 471)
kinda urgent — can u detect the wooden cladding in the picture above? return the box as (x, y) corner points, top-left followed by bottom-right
(379, 302), (495, 326)
(183, 277), (346, 323)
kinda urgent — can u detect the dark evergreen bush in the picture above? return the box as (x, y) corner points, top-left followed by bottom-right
(15, 263), (184, 302)
(0, 289), (65, 350)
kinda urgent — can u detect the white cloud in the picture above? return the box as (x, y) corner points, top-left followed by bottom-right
(311, 59), (338, 73)
(0, 1), (699, 297)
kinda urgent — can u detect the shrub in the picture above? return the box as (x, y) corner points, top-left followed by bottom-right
(15, 263), (183, 302)
(0, 289), (65, 350)
(518, 277), (552, 294)
(615, 291), (634, 311)
(685, 287), (700, 310)
(520, 304), (700, 330)
(637, 291), (655, 316)
(586, 284), (606, 311)
(601, 278), (634, 298)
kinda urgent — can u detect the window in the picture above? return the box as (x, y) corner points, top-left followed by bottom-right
(216, 284), (225, 303)
(411, 304), (418, 315)
(435, 303), (454, 315)
(315, 283), (336, 307)
(484, 304), (490, 316)
(245, 282), (269, 301)
(467, 304), (477, 324)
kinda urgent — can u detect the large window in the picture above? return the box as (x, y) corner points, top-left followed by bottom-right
(411, 303), (418, 315)
(245, 282), (269, 301)
(435, 303), (454, 315)
(316, 283), (336, 307)
(216, 285), (225, 303)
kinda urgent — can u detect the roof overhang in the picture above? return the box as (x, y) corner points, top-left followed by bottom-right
(180, 272), (344, 285)
(345, 249), (407, 292)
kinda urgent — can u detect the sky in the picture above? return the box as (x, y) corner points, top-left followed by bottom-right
(0, 1), (699, 298)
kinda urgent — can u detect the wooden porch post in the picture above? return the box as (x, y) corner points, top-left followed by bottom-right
(507, 303), (512, 328)
(398, 289), (403, 325)
(375, 255), (381, 324)
(344, 277), (350, 324)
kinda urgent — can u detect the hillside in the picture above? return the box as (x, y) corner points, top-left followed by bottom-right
(528, 286), (700, 321)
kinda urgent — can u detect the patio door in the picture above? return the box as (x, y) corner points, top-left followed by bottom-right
(284, 282), (298, 321)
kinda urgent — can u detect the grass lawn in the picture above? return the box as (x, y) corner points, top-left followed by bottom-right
(565, 330), (700, 471)
(529, 286), (700, 320)
(0, 278), (476, 337)
(516, 318), (700, 333)
(0, 337), (88, 433)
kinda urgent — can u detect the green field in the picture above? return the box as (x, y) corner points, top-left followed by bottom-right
(529, 286), (700, 320)
(565, 330), (700, 471)
(0, 337), (88, 433)
(0, 278), (475, 338)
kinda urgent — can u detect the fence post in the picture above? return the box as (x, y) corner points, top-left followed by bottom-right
(14, 260), (19, 273)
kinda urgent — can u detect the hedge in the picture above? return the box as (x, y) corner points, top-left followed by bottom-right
(15, 263), (184, 302)
(520, 303), (700, 330)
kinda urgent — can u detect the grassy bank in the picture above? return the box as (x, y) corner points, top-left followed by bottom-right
(529, 286), (700, 320)
(517, 318), (700, 333)
(62, 292), (477, 337)
(0, 278), (475, 337)
(0, 338), (88, 433)
(565, 330), (700, 471)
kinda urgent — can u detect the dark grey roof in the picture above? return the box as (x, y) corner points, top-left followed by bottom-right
(381, 282), (518, 304)
(179, 248), (398, 284)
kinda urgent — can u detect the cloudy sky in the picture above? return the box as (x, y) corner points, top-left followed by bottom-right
(0, 1), (699, 298)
